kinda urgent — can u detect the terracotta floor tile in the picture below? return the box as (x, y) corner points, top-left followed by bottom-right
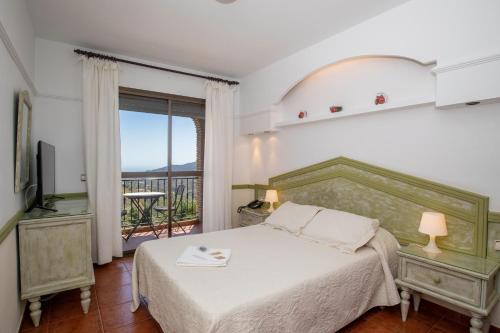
(94, 262), (128, 280)
(123, 260), (134, 272)
(95, 269), (132, 291)
(338, 317), (367, 332)
(48, 286), (97, 305)
(104, 319), (162, 333)
(49, 293), (98, 323)
(100, 302), (150, 330)
(114, 257), (134, 272)
(48, 312), (102, 333)
(367, 308), (433, 333)
(431, 318), (469, 333)
(96, 283), (133, 307)
(349, 318), (394, 333)
(444, 310), (471, 327)
(427, 328), (448, 333)
(19, 327), (49, 333)
(20, 323), (49, 333)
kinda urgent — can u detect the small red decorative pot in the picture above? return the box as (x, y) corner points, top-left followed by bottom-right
(329, 106), (343, 113)
(375, 93), (387, 105)
(298, 111), (307, 119)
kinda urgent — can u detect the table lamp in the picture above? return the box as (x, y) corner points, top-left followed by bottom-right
(265, 190), (279, 213)
(418, 212), (447, 254)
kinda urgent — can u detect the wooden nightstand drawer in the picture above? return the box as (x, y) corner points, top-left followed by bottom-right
(401, 257), (482, 306)
(396, 244), (500, 332)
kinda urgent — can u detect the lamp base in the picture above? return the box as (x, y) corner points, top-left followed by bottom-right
(422, 235), (441, 254)
(267, 204), (275, 213)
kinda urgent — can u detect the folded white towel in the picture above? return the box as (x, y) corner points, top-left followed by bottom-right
(176, 246), (231, 267)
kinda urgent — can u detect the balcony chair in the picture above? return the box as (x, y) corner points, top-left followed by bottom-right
(153, 184), (186, 235)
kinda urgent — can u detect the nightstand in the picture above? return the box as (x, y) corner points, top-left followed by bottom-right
(237, 207), (271, 227)
(395, 244), (500, 333)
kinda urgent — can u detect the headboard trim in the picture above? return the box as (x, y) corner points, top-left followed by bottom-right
(268, 156), (489, 258)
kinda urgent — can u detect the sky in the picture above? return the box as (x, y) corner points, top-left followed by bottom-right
(119, 110), (197, 171)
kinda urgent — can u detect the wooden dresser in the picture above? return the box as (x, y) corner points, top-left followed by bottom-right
(18, 197), (94, 327)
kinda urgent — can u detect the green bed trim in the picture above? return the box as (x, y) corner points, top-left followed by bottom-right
(270, 157), (488, 202)
(232, 184), (253, 190)
(232, 184), (270, 190)
(489, 212), (500, 224)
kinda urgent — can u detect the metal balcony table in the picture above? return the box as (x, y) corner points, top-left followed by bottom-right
(123, 192), (165, 241)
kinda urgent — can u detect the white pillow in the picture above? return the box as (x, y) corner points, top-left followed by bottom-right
(300, 208), (379, 253)
(264, 201), (321, 234)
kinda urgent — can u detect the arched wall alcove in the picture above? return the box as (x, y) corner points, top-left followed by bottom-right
(275, 55), (436, 125)
(277, 55), (434, 103)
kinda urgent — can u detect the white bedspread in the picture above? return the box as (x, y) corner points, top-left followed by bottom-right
(131, 225), (400, 333)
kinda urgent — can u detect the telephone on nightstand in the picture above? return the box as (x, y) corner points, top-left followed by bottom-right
(237, 200), (264, 213)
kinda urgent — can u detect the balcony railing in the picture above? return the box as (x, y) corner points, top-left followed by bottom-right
(121, 171), (203, 231)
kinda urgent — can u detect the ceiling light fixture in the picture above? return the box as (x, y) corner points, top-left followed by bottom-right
(216, 0), (237, 4)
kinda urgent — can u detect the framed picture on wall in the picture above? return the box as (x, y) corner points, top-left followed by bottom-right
(14, 90), (32, 193)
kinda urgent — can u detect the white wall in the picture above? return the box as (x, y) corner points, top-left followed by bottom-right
(0, 0), (35, 79)
(240, 0), (500, 115)
(280, 57), (435, 123)
(34, 38), (243, 194)
(0, 1), (35, 332)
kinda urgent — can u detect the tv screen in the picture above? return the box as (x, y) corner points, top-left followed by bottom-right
(28, 140), (57, 211)
(39, 141), (55, 196)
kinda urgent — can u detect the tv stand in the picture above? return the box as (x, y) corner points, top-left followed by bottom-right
(29, 205), (58, 213)
(26, 195), (67, 212)
(18, 196), (94, 327)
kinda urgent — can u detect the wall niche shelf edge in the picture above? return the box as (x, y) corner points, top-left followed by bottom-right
(275, 98), (436, 128)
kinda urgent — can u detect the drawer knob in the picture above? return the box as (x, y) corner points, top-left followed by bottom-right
(432, 276), (441, 284)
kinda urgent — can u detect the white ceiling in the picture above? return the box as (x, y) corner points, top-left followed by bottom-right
(27, 0), (409, 78)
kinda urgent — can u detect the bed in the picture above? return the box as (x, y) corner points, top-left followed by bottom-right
(131, 223), (400, 333)
(131, 156), (491, 333)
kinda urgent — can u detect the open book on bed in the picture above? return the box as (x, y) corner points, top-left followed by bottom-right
(176, 245), (232, 267)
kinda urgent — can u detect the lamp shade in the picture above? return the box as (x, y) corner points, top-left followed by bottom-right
(418, 212), (447, 236)
(265, 190), (278, 203)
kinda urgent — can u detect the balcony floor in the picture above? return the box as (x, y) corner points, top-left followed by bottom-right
(122, 224), (202, 253)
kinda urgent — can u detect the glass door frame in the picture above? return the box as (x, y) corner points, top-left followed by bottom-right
(119, 86), (205, 237)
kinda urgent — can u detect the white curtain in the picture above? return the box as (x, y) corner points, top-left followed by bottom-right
(203, 81), (235, 232)
(82, 57), (122, 264)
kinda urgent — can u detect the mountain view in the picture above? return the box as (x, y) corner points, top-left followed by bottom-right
(149, 161), (196, 172)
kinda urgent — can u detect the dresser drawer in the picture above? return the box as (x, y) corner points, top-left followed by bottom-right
(400, 257), (482, 306)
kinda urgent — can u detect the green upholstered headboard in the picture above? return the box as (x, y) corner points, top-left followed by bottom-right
(256, 157), (489, 258)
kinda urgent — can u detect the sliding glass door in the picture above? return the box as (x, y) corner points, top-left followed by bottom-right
(119, 88), (204, 249)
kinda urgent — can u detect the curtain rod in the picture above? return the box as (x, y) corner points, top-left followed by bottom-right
(74, 49), (240, 86)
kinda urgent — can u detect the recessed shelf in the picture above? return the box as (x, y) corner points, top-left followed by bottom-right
(275, 98), (436, 128)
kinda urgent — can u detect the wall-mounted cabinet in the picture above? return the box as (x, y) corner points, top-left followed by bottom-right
(433, 53), (500, 108)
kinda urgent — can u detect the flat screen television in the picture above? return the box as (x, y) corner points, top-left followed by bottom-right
(28, 141), (57, 212)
